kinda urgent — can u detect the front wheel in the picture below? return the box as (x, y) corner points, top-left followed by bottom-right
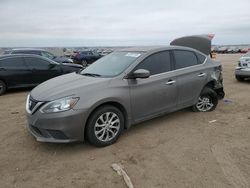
(235, 75), (244, 82)
(0, 80), (6, 96)
(81, 60), (88, 67)
(86, 105), (124, 147)
(192, 87), (218, 112)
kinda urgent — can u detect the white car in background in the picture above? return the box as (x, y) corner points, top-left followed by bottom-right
(235, 52), (250, 81)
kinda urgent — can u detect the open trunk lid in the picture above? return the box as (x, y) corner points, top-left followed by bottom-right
(170, 34), (214, 55)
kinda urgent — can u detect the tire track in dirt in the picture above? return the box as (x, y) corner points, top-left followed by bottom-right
(211, 143), (249, 188)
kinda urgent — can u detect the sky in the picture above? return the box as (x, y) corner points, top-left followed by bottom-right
(0, 0), (249, 47)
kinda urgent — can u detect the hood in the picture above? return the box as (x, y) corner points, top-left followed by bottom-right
(30, 73), (110, 101)
(170, 34), (214, 55)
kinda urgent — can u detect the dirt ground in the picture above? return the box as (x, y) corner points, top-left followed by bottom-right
(0, 54), (249, 188)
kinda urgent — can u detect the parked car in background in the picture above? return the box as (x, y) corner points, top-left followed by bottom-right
(217, 47), (228, 54)
(72, 50), (101, 67)
(235, 51), (250, 81)
(4, 48), (73, 64)
(0, 54), (83, 95)
(240, 47), (250, 53)
(227, 47), (240, 54)
(100, 49), (113, 57)
(211, 46), (219, 53)
(26, 35), (224, 147)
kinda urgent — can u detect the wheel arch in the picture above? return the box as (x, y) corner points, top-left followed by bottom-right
(0, 77), (7, 88)
(202, 79), (224, 99)
(204, 80), (216, 90)
(84, 101), (129, 139)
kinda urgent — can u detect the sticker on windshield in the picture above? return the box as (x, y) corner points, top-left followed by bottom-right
(125, 53), (141, 58)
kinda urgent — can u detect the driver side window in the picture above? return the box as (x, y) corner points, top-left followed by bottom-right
(136, 51), (171, 75)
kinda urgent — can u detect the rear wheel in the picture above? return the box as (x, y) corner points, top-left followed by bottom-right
(81, 60), (88, 67)
(235, 75), (244, 82)
(86, 105), (124, 147)
(0, 80), (6, 96)
(192, 87), (218, 112)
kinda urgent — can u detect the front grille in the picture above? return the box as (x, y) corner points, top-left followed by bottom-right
(29, 98), (38, 111)
(27, 96), (44, 114)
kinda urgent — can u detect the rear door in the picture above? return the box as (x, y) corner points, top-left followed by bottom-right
(24, 57), (62, 84)
(129, 51), (177, 122)
(0, 57), (31, 87)
(172, 50), (208, 107)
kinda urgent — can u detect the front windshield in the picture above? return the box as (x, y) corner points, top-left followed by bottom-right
(80, 51), (143, 77)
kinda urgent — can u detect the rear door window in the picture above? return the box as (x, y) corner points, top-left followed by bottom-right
(0, 57), (26, 68)
(173, 50), (199, 69)
(196, 53), (206, 64)
(24, 57), (51, 70)
(136, 51), (171, 75)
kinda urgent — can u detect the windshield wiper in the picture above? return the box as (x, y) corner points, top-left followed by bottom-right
(81, 73), (101, 77)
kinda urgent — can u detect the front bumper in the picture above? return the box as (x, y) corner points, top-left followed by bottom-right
(235, 67), (250, 78)
(26, 108), (87, 143)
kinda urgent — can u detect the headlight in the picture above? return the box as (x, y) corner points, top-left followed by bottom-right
(40, 96), (79, 113)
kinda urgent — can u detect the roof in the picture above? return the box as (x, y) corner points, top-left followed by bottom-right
(9, 48), (47, 52)
(0, 54), (55, 62)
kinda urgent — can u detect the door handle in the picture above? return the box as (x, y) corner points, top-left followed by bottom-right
(165, 80), (176, 85)
(198, 73), (206, 77)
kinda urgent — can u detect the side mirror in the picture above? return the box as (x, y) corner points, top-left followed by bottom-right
(130, 69), (150, 79)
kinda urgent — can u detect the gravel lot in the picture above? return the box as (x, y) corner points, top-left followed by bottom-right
(0, 54), (249, 188)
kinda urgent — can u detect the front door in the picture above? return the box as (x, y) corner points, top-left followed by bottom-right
(128, 51), (177, 123)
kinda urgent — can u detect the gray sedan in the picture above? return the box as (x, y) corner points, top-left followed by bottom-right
(26, 36), (224, 147)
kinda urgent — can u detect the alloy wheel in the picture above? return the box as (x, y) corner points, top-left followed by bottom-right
(196, 96), (214, 112)
(81, 60), (88, 67)
(94, 112), (120, 142)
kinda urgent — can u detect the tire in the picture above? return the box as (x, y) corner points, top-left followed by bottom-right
(192, 87), (218, 112)
(86, 105), (124, 147)
(81, 60), (88, 67)
(0, 80), (6, 96)
(235, 75), (244, 82)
